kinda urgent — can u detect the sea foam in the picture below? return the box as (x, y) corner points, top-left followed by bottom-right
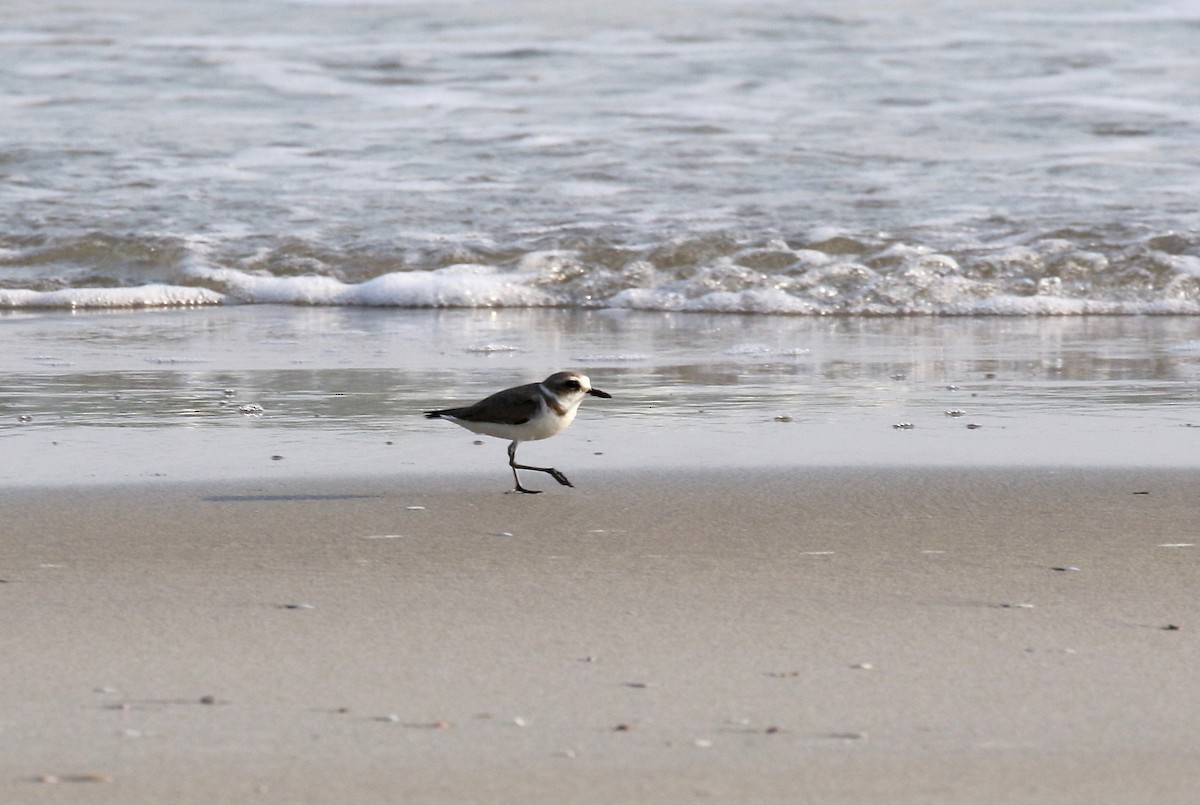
(4, 238), (1200, 315)
(187, 264), (554, 308)
(0, 285), (222, 309)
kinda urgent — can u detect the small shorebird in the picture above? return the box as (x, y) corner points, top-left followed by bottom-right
(424, 370), (611, 494)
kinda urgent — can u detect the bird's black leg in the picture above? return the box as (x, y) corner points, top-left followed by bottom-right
(507, 441), (573, 494)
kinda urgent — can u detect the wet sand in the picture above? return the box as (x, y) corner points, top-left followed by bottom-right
(3, 467), (1200, 803)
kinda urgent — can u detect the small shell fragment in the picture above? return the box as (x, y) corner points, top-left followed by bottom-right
(37, 774), (114, 784)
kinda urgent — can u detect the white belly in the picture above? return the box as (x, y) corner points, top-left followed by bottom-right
(450, 401), (579, 442)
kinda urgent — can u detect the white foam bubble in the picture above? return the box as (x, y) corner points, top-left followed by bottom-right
(0, 285), (223, 309)
(465, 344), (521, 354)
(570, 353), (649, 362)
(187, 265), (554, 307)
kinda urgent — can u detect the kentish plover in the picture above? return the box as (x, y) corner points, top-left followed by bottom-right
(425, 370), (611, 493)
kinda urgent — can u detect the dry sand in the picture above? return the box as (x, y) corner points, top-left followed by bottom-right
(2, 467), (1199, 803)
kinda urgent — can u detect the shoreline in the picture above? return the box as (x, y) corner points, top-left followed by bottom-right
(5, 307), (1200, 489)
(3, 467), (1200, 802)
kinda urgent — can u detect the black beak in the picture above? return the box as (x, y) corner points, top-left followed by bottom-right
(588, 388), (612, 399)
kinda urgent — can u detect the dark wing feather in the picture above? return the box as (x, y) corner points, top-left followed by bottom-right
(424, 382), (541, 425)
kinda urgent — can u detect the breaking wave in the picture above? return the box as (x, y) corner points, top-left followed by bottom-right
(2, 230), (1200, 315)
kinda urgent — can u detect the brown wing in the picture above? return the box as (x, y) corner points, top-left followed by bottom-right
(425, 382), (541, 425)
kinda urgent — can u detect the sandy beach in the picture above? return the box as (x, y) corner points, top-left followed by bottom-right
(3, 466), (1199, 803)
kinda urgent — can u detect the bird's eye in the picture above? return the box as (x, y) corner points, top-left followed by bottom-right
(564, 380), (580, 389)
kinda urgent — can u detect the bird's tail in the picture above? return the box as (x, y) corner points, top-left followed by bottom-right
(423, 410), (444, 419)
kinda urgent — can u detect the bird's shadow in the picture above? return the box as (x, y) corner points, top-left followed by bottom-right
(202, 494), (381, 503)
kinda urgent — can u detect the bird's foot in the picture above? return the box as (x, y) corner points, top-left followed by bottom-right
(508, 486), (543, 495)
(548, 469), (574, 488)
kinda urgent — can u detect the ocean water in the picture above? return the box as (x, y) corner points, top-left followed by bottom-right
(3, 0), (1200, 315)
